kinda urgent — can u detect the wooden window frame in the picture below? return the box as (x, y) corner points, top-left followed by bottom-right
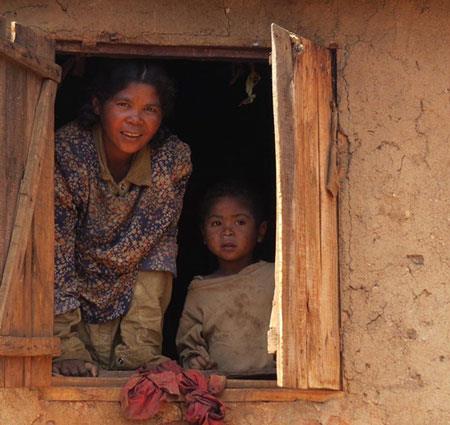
(0, 20), (342, 403)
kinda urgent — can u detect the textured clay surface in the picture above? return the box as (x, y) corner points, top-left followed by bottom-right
(1, 1), (450, 424)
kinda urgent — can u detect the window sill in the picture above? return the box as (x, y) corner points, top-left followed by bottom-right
(40, 375), (344, 403)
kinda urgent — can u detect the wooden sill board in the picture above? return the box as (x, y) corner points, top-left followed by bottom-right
(41, 376), (344, 403)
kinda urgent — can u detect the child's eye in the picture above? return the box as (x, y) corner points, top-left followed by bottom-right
(210, 220), (222, 227)
(236, 219), (247, 226)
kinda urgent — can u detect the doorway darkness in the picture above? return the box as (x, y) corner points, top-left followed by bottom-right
(55, 56), (276, 360)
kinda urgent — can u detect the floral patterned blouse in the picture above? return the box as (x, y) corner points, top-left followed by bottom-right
(55, 121), (192, 323)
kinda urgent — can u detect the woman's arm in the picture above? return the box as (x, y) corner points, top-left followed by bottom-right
(54, 147), (86, 315)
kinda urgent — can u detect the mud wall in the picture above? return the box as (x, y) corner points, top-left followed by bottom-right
(1, 1), (449, 424)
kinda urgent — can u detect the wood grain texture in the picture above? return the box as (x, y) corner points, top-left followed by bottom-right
(0, 79), (55, 332)
(0, 336), (60, 356)
(56, 39), (270, 61)
(308, 45), (340, 389)
(42, 383), (344, 403)
(271, 24), (340, 390)
(0, 18), (60, 82)
(0, 29), (6, 387)
(271, 23), (308, 389)
(0, 60), (31, 388)
(29, 127), (56, 387)
(52, 375), (277, 388)
(0, 18), (57, 388)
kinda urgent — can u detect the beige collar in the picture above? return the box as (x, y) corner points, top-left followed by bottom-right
(94, 125), (152, 187)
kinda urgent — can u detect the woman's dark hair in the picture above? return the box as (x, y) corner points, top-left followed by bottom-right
(199, 179), (266, 227)
(77, 59), (176, 145)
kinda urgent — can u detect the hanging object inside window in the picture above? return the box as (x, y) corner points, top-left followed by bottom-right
(229, 63), (261, 106)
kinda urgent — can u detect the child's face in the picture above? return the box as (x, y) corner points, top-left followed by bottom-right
(93, 82), (162, 161)
(203, 196), (266, 270)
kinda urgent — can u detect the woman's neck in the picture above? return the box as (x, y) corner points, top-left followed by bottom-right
(107, 155), (132, 183)
(103, 142), (133, 183)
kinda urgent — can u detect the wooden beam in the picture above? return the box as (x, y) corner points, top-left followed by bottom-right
(0, 336), (60, 357)
(42, 383), (344, 403)
(52, 375), (278, 388)
(55, 39), (270, 61)
(0, 39), (61, 82)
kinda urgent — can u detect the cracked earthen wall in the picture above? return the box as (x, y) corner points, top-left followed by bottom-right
(1, 1), (449, 424)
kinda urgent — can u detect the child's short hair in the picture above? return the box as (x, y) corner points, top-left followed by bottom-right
(199, 179), (266, 226)
(78, 59), (175, 130)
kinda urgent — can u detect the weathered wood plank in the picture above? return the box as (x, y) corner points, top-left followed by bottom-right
(12, 21), (55, 61)
(0, 17), (57, 389)
(0, 79), (56, 332)
(0, 39), (60, 82)
(52, 375), (276, 388)
(310, 46), (340, 389)
(0, 62), (28, 280)
(1, 60), (31, 388)
(29, 86), (56, 386)
(41, 384), (344, 403)
(0, 18), (60, 82)
(271, 24), (340, 390)
(56, 39), (270, 61)
(3, 244), (27, 387)
(293, 37), (323, 391)
(22, 65), (42, 389)
(0, 36), (7, 388)
(271, 23), (308, 388)
(0, 337), (60, 357)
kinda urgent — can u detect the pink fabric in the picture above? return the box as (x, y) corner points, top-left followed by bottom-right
(120, 368), (180, 420)
(120, 360), (226, 424)
(179, 369), (226, 425)
(184, 390), (225, 425)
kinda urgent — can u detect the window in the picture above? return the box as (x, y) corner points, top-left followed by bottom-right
(0, 19), (341, 401)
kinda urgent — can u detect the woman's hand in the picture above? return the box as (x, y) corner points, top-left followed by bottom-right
(187, 355), (217, 370)
(52, 359), (99, 377)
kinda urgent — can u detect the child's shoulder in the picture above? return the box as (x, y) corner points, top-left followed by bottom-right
(189, 261), (274, 291)
(256, 260), (275, 272)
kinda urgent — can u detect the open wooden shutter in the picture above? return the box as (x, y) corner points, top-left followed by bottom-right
(271, 24), (340, 389)
(0, 18), (61, 387)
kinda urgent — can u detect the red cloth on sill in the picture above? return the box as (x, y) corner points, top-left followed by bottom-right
(120, 360), (226, 424)
(120, 368), (180, 420)
(178, 369), (226, 425)
(184, 389), (226, 425)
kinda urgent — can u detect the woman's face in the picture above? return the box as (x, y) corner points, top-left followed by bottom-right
(94, 82), (162, 163)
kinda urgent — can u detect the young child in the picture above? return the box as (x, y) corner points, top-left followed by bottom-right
(53, 60), (192, 376)
(176, 181), (276, 375)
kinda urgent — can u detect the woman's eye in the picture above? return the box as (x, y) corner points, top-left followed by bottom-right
(116, 101), (129, 108)
(145, 105), (160, 113)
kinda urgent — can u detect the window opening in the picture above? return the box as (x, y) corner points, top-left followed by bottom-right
(55, 55), (276, 379)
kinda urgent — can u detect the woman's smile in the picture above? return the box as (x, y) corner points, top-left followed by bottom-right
(95, 82), (163, 165)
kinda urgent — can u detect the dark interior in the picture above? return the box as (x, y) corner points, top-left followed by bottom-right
(55, 55), (276, 363)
